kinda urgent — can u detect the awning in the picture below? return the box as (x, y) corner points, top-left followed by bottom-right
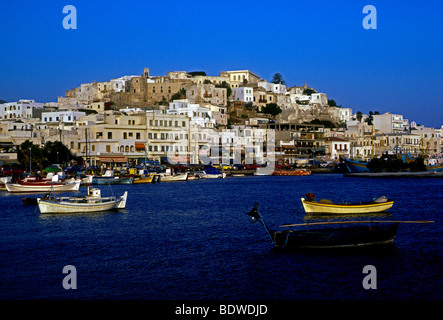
(135, 143), (145, 150)
(99, 156), (127, 163)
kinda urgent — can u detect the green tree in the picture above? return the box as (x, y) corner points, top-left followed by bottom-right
(18, 140), (43, 172)
(303, 88), (316, 95)
(327, 99), (337, 107)
(43, 141), (73, 166)
(271, 73), (286, 85)
(261, 103), (282, 117)
(356, 111), (363, 122)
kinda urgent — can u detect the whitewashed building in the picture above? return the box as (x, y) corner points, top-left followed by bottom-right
(257, 81), (286, 94)
(41, 111), (86, 123)
(232, 87), (254, 103)
(0, 99), (45, 120)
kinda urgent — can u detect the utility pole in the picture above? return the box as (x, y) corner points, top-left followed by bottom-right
(29, 147), (32, 175)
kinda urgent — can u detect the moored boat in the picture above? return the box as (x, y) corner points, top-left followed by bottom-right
(5, 180), (81, 193)
(37, 187), (128, 214)
(159, 172), (188, 182)
(341, 157), (370, 173)
(301, 194), (394, 215)
(133, 174), (160, 184)
(92, 176), (134, 185)
(272, 169), (311, 176)
(247, 203), (433, 249)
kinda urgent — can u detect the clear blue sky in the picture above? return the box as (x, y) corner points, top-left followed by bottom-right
(0, 0), (442, 127)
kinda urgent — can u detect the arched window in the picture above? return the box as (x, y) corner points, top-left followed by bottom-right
(120, 146), (124, 152)
(130, 146), (134, 152)
(125, 146), (129, 152)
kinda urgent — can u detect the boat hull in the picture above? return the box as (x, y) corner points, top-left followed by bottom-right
(133, 176), (154, 184)
(160, 172), (188, 182)
(272, 169), (311, 176)
(342, 158), (369, 173)
(92, 177), (134, 185)
(37, 191), (127, 214)
(273, 223), (399, 249)
(5, 181), (80, 193)
(301, 198), (394, 214)
(203, 173), (226, 179)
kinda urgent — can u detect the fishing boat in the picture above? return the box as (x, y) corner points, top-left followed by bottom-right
(301, 194), (394, 215)
(133, 174), (160, 184)
(342, 155), (443, 173)
(247, 203), (433, 249)
(159, 171), (189, 182)
(5, 180), (81, 193)
(92, 176), (134, 185)
(341, 157), (370, 173)
(0, 176), (12, 190)
(272, 169), (311, 176)
(37, 186), (128, 214)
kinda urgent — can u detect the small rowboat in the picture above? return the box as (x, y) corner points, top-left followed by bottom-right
(247, 203), (433, 250)
(301, 194), (394, 215)
(5, 180), (81, 193)
(272, 169), (311, 176)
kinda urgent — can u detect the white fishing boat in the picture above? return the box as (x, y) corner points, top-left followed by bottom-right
(5, 180), (81, 193)
(159, 170), (189, 182)
(80, 175), (94, 185)
(37, 187), (128, 214)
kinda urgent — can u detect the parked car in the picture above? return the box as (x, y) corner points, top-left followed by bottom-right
(243, 164), (258, 170)
(232, 164), (244, 170)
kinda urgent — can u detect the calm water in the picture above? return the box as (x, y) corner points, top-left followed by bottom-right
(0, 174), (441, 300)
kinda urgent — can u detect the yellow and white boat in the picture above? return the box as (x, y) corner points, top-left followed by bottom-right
(301, 195), (394, 215)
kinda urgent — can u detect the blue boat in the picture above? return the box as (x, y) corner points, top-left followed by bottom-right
(341, 157), (369, 173)
(342, 155), (443, 173)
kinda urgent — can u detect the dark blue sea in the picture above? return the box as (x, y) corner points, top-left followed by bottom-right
(0, 174), (442, 302)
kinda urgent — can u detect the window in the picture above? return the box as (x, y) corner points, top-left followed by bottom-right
(124, 132), (127, 139)
(108, 132), (112, 139)
(106, 145), (111, 152)
(136, 133), (140, 139)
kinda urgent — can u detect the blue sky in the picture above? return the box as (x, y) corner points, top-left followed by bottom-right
(0, 0), (442, 127)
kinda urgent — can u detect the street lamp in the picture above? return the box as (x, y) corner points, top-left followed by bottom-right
(29, 147), (32, 175)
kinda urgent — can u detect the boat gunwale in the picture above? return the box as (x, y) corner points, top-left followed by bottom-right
(301, 198), (394, 209)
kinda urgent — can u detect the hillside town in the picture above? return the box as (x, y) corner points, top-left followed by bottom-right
(0, 67), (442, 170)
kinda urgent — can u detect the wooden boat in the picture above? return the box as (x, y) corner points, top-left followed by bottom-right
(92, 176), (134, 185)
(133, 174), (159, 184)
(341, 157), (370, 173)
(247, 203), (433, 249)
(5, 180), (81, 193)
(159, 172), (188, 182)
(301, 194), (394, 215)
(37, 187), (128, 214)
(272, 169), (311, 176)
